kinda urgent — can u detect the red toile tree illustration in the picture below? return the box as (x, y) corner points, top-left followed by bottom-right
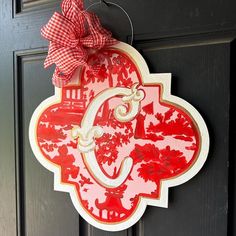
(30, 45), (208, 231)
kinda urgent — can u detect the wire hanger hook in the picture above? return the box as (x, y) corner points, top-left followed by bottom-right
(86, 0), (134, 45)
(99, 0), (109, 7)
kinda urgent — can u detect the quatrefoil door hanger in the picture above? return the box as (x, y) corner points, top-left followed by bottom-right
(29, 42), (209, 231)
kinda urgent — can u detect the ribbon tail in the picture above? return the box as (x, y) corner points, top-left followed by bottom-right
(52, 67), (74, 88)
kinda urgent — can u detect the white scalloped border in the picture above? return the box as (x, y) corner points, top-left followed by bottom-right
(29, 42), (209, 231)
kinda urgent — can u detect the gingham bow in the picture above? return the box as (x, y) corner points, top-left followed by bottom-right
(41, 0), (117, 87)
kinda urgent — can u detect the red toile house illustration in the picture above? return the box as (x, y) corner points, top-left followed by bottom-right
(29, 42), (209, 231)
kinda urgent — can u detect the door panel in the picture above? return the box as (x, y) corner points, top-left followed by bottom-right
(0, 0), (235, 235)
(0, 52), (16, 236)
(15, 51), (80, 236)
(135, 40), (230, 235)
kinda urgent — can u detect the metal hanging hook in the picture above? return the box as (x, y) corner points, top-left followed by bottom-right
(99, 0), (109, 7)
(86, 0), (134, 45)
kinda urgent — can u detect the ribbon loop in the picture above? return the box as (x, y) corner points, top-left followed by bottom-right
(41, 12), (79, 48)
(41, 0), (117, 87)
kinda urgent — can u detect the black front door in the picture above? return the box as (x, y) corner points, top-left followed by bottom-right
(0, 0), (235, 235)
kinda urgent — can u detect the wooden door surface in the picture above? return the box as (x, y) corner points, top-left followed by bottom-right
(0, 0), (235, 235)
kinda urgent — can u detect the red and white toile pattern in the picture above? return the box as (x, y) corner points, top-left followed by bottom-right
(29, 42), (209, 231)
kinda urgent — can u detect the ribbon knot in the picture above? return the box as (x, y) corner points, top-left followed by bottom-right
(41, 0), (117, 87)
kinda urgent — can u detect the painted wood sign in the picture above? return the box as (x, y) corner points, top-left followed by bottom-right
(29, 42), (209, 231)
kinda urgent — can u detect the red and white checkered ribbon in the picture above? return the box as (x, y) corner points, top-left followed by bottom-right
(41, 0), (117, 87)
